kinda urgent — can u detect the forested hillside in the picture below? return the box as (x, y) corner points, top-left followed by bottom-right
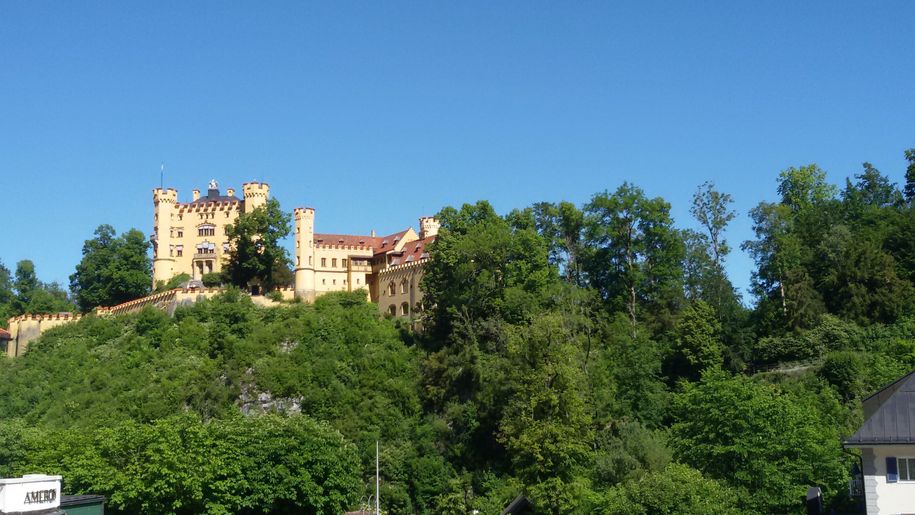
(4, 152), (915, 513)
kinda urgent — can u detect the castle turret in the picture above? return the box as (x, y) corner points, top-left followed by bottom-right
(419, 216), (440, 239)
(242, 182), (269, 212)
(294, 207), (316, 302)
(152, 187), (178, 288)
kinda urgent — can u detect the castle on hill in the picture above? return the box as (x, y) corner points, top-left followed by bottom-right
(152, 180), (439, 319)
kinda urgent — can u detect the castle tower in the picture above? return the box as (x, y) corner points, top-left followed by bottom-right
(419, 216), (440, 239)
(242, 182), (269, 213)
(294, 207), (316, 302)
(152, 187), (178, 288)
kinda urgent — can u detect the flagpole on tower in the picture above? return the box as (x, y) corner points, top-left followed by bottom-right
(160, 163), (165, 189)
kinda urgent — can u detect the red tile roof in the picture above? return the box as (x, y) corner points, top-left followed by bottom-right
(314, 229), (414, 256)
(389, 236), (436, 265)
(0, 328), (10, 339)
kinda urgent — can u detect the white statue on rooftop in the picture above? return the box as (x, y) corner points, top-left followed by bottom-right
(209, 179), (218, 190)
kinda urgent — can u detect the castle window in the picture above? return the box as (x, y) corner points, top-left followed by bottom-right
(176, 245), (183, 257)
(321, 258), (327, 267)
(198, 224), (216, 237)
(343, 279), (347, 285)
(177, 230), (183, 238)
(342, 259), (348, 268)
(296, 257), (300, 266)
(322, 279), (326, 285)
(332, 258), (337, 268)
(388, 305), (396, 316)
(400, 303), (409, 316)
(357, 278), (360, 284)
(196, 241), (216, 255)
(309, 256), (313, 265)
(400, 280), (408, 294)
(333, 279), (336, 285)
(388, 282), (396, 296)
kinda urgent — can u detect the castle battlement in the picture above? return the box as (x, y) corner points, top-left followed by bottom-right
(378, 259), (428, 274)
(7, 313), (82, 323)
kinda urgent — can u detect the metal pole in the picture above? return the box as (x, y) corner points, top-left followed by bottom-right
(375, 440), (380, 515)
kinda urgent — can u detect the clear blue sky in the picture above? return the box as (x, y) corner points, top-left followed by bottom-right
(2, 1), (913, 302)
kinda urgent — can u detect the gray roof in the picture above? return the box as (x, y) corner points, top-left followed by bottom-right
(845, 369), (915, 446)
(190, 188), (240, 204)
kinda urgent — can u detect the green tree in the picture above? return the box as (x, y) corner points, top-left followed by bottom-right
(672, 301), (723, 379)
(687, 183), (743, 323)
(499, 314), (593, 513)
(598, 463), (739, 515)
(11, 260), (73, 315)
(776, 164), (837, 213)
(816, 224), (912, 324)
(743, 202), (825, 332)
(13, 414), (361, 515)
(528, 201), (585, 283)
(669, 369), (846, 513)
(583, 183), (684, 326)
(818, 351), (864, 401)
(422, 201), (555, 337)
(70, 225), (151, 312)
(690, 181), (736, 269)
(12, 260), (39, 312)
(0, 260), (13, 325)
(842, 162), (900, 210)
(903, 148), (915, 203)
(223, 198), (292, 292)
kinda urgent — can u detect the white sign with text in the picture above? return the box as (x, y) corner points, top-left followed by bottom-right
(0, 475), (62, 513)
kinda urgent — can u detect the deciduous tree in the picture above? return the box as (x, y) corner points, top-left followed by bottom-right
(70, 225), (151, 312)
(223, 198), (292, 292)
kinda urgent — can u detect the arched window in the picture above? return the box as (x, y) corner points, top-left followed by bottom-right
(401, 302), (409, 316)
(388, 282), (396, 296)
(388, 305), (397, 316)
(400, 279), (408, 294)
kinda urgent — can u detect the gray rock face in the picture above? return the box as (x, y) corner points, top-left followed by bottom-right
(237, 368), (302, 415)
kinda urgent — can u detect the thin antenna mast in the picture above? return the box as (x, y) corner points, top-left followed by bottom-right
(375, 441), (380, 515)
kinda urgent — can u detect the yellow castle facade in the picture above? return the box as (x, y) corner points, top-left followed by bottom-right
(152, 180), (438, 319)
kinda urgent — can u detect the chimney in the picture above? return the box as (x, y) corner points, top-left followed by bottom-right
(192, 189), (200, 201)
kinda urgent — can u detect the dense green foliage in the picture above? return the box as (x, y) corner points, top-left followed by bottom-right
(70, 224), (151, 312)
(223, 198), (293, 291)
(7, 148), (915, 513)
(0, 259), (74, 325)
(0, 414), (360, 514)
